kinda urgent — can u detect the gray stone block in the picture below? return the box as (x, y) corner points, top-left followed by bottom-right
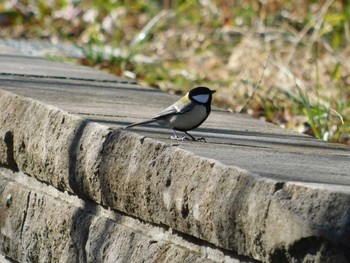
(0, 168), (238, 263)
(0, 89), (349, 261)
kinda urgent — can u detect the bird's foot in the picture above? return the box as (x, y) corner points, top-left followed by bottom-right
(170, 136), (191, 141)
(170, 136), (206, 142)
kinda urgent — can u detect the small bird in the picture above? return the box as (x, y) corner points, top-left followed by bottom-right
(124, 86), (216, 141)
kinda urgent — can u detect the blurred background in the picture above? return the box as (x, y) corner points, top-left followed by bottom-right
(0, 0), (349, 144)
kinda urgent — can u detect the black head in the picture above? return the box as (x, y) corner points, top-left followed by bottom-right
(188, 86), (216, 104)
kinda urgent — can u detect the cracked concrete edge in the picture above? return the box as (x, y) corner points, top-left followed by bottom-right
(0, 168), (246, 263)
(0, 89), (349, 261)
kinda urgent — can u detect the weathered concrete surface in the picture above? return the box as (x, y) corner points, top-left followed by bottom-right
(0, 168), (242, 263)
(0, 74), (348, 186)
(0, 47), (350, 262)
(0, 51), (135, 84)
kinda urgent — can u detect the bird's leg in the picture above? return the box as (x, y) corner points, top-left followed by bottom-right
(170, 129), (189, 141)
(169, 129), (177, 140)
(184, 131), (206, 142)
(170, 129), (180, 140)
(184, 131), (196, 141)
(170, 130), (206, 142)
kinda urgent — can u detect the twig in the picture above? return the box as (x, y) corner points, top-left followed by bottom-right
(239, 55), (269, 113)
(330, 109), (344, 125)
(286, 0), (334, 65)
(330, 109), (350, 140)
(130, 10), (174, 50)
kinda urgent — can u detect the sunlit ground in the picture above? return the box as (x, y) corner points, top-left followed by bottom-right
(0, 0), (349, 143)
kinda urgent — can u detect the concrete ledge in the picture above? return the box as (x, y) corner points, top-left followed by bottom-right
(1, 88), (349, 262)
(0, 52), (136, 84)
(1, 168), (243, 263)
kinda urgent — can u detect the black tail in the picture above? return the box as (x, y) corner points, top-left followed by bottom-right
(124, 119), (156, 129)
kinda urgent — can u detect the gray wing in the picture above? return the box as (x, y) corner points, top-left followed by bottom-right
(153, 103), (195, 120)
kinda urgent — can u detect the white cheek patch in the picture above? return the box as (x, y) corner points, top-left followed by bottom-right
(192, 94), (209, 103)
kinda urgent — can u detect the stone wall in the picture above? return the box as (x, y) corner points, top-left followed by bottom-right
(1, 89), (350, 262)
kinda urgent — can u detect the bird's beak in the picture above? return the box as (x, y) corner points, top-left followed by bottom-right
(211, 90), (216, 94)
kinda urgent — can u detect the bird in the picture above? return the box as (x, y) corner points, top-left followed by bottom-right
(124, 86), (216, 141)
